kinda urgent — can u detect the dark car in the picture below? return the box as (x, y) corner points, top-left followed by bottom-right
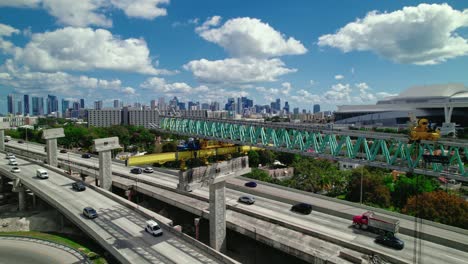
(18, 140), (24, 144)
(238, 196), (255, 205)
(375, 235), (404, 250)
(81, 153), (92, 158)
(131, 168), (143, 174)
(72, 181), (86, 191)
(60, 149), (68, 153)
(244, 181), (257, 188)
(83, 207), (98, 219)
(291, 203), (312, 214)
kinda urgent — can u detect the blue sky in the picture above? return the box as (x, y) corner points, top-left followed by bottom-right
(0, 0), (467, 114)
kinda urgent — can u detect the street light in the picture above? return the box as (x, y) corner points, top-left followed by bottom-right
(360, 159), (364, 205)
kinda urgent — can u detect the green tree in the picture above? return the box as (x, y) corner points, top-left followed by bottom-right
(162, 141), (177, 152)
(346, 168), (391, 208)
(275, 152), (299, 165)
(392, 175), (439, 209)
(246, 168), (271, 182)
(403, 191), (468, 229)
(258, 150), (276, 166)
(248, 150), (260, 168)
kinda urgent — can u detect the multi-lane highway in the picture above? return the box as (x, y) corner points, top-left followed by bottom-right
(5, 139), (468, 264)
(0, 150), (233, 264)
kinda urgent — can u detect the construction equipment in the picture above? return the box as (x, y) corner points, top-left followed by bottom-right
(409, 117), (440, 141)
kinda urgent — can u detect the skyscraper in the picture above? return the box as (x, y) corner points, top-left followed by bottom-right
(283, 101), (290, 113)
(17, 101), (22, 115)
(24, 94), (30, 116)
(94, 100), (103, 110)
(32, 96), (44, 116)
(7, 94), (14, 114)
(158, 97), (166, 110)
(293, 107), (299, 114)
(80, 99), (85, 109)
(150, 100), (157, 110)
(61, 99), (70, 114)
(313, 104), (320, 113)
(275, 99), (281, 111)
(47, 94), (58, 114)
(114, 99), (121, 108)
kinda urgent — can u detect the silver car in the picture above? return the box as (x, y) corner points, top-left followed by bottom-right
(238, 196), (255, 205)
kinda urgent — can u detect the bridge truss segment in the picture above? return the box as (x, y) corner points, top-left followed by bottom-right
(159, 117), (468, 181)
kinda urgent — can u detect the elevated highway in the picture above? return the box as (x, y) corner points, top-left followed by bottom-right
(0, 151), (237, 264)
(5, 139), (468, 264)
(158, 117), (468, 180)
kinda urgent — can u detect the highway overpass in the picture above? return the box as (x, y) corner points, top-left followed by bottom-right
(0, 151), (237, 264)
(4, 139), (468, 264)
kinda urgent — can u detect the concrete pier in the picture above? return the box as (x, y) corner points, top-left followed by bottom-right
(94, 137), (121, 190)
(209, 180), (227, 252)
(42, 128), (65, 167)
(0, 122), (10, 151)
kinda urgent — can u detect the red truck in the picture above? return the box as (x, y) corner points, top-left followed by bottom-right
(353, 211), (400, 235)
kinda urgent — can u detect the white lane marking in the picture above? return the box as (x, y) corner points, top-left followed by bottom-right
(112, 217), (144, 237)
(444, 254), (468, 263)
(151, 241), (203, 264)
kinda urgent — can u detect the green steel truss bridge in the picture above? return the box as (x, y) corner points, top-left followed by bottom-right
(158, 117), (468, 182)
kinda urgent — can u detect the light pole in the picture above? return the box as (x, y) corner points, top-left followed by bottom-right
(360, 160), (364, 205)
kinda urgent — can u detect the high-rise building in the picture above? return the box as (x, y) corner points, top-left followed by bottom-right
(150, 100), (157, 110)
(275, 99), (281, 111)
(293, 107), (299, 114)
(24, 95), (30, 116)
(94, 100), (103, 110)
(313, 104), (320, 113)
(80, 99), (85, 109)
(225, 98), (235, 111)
(32, 96), (44, 116)
(114, 99), (121, 108)
(236, 97), (242, 114)
(61, 99), (70, 114)
(17, 101), (22, 115)
(211, 101), (220, 111)
(7, 94), (14, 114)
(158, 97), (166, 110)
(47, 94), (58, 114)
(283, 101), (290, 113)
(72, 101), (80, 110)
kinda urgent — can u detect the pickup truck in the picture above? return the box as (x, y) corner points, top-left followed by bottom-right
(353, 211), (400, 235)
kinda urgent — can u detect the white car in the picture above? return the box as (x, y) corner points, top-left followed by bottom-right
(11, 167), (20, 173)
(143, 167), (154, 173)
(8, 160), (18, 166)
(6, 153), (15, 159)
(145, 220), (163, 236)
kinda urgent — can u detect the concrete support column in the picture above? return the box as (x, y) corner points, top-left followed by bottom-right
(42, 128), (65, 167)
(32, 193), (37, 208)
(0, 129), (4, 151)
(98, 150), (112, 190)
(46, 139), (58, 167)
(209, 180), (226, 252)
(94, 137), (120, 191)
(18, 187), (26, 211)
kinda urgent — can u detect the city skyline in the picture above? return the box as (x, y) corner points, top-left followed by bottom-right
(0, 1), (467, 114)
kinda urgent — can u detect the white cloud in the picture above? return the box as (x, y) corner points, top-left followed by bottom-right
(334, 74), (344, 80)
(122, 87), (136, 94)
(350, 67), (355, 75)
(42, 0), (112, 27)
(140, 77), (247, 102)
(0, 23), (20, 54)
(309, 80), (315, 86)
(184, 57), (296, 84)
(110, 0), (169, 19)
(141, 77), (192, 93)
(324, 83), (352, 102)
(196, 17), (307, 58)
(0, 0), (169, 27)
(15, 27), (166, 75)
(290, 89), (321, 104)
(0, 0), (40, 8)
(195, 16), (222, 33)
(0, 59), (134, 96)
(318, 3), (468, 65)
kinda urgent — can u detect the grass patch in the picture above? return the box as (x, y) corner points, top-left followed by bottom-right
(0, 231), (107, 264)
